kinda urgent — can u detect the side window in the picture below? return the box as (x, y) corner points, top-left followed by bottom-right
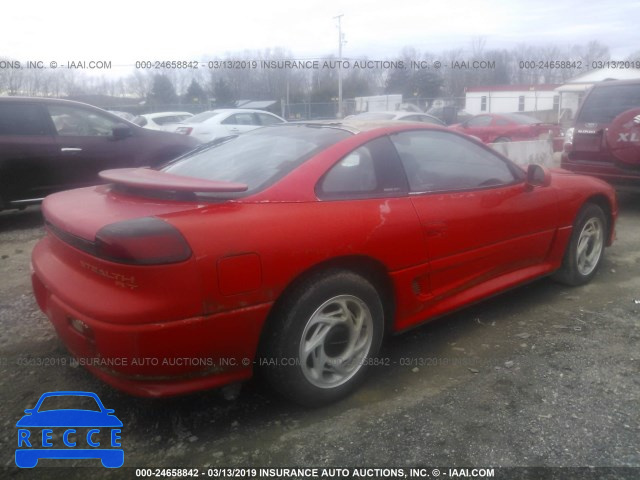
(256, 113), (283, 125)
(494, 118), (510, 126)
(222, 113), (257, 126)
(390, 130), (518, 193)
(0, 103), (50, 135)
(317, 136), (408, 200)
(48, 105), (119, 136)
(467, 115), (492, 127)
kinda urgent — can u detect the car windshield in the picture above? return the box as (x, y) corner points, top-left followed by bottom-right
(578, 84), (640, 124)
(184, 111), (222, 123)
(500, 113), (540, 124)
(37, 395), (101, 412)
(163, 125), (351, 197)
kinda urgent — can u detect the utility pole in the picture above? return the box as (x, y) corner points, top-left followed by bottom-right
(334, 14), (345, 118)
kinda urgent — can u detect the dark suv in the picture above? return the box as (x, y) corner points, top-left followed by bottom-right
(0, 97), (200, 211)
(561, 79), (640, 187)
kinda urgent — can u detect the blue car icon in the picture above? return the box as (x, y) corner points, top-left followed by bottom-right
(16, 391), (123, 468)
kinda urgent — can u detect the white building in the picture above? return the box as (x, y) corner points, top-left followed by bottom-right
(354, 94), (403, 113)
(465, 84), (560, 115)
(555, 68), (640, 122)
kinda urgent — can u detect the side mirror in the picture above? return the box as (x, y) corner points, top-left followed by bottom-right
(112, 124), (132, 139)
(526, 164), (551, 187)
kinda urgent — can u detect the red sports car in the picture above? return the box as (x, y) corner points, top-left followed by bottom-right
(32, 122), (617, 406)
(450, 113), (564, 151)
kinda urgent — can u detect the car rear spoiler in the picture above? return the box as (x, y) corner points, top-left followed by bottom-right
(99, 168), (248, 193)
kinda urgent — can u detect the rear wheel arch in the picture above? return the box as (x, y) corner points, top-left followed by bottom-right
(260, 255), (395, 344)
(256, 257), (393, 406)
(584, 194), (614, 242)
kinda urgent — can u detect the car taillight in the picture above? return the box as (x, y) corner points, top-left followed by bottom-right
(176, 127), (193, 135)
(94, 217), (191, 265)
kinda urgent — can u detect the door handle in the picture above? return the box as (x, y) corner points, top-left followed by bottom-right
(61, 147), (82, 152)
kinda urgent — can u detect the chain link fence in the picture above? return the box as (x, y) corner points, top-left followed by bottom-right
(105, 94), (564, 124)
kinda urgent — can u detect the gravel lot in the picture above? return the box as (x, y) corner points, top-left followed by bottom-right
(0, 195), (639, 479)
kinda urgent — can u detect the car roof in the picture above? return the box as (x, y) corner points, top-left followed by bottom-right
(0, 96), (103, 108)
(0, 96), (138, 125)
(280, 119), (449, 134)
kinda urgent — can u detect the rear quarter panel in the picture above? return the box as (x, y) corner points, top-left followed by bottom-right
(162, 198), (426, 316)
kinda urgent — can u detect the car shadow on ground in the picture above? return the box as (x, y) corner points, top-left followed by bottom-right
(99, 276), (578, 436)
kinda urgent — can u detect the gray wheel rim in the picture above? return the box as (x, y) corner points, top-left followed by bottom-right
(576, 217), (604, 276)
(299, 295), (373, 389)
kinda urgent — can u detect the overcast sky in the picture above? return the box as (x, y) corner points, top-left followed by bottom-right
(2, 0), (639, 67)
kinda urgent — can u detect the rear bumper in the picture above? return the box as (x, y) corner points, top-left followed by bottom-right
(561, 156), (640, 187)
(32, 241), (272, 398)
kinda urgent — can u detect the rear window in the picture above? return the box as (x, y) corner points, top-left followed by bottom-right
(578, 84), (640, 124)
(154, 115), (191, 125)
(163, 125), (351, 197)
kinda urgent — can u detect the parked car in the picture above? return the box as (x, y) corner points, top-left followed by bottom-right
(32, 121), (616, 407)
(450, 113), (564, 151)
(133, 111), (194, 131)
(345, 111), (445, 125)
(561, 79), (640, 188)
(0, 97), (200, 211)
(174, 109), (285, 142)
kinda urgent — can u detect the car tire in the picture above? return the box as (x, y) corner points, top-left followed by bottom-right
(494, 136), (511, 143)
(260, 270), (385, 407)
(552, 203), (607, 286)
